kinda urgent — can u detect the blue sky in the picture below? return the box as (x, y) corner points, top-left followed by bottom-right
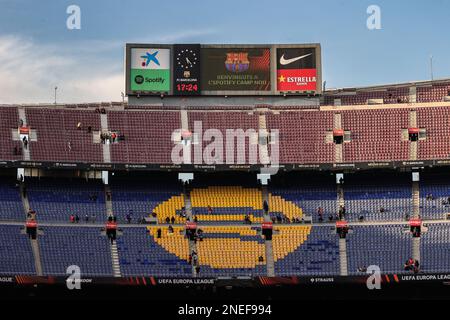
(0, 0), (449, 103)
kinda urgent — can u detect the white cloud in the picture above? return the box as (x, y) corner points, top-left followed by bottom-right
(0, 29), (217, 104)
(0, 35), (124, 104)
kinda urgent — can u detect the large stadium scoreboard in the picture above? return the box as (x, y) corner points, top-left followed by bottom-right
(125, 43), (322, 96)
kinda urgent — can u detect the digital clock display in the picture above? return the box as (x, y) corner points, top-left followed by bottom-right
(173, 44), (201, 96)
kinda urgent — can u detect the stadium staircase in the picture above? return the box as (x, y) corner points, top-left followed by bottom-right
(105, 184), (121, 277)
(412, 181), (420, 218)
(409, 110), (418, 160)
(334, 113), (343, 163)
(258, 112), (270, 164)
(100, 113), (111, 163)
(338, 238), (348, 276)
(261, 185), (275, 277)
(337, 182), (348, 275)
(20, 182), (43, 276)
(183, 185), (198, 277)
(17, 108), (31, 161)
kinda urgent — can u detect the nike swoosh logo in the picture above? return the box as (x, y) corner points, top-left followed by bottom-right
(279, 53), (313, 65)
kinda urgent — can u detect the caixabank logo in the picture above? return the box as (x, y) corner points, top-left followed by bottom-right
(130, 48), (170, 92)
(277, 48), (317, 92)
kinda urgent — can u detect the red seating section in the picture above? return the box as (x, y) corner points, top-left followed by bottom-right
(188, 111), (259, 164)
(26, 109), (103, 162)
(324, 87), (409, 106)
(266, 112), (334, 163)
(417, 107), (450, 159)
(417, 83), (450, 103)
(108, 111), (180, 164)
(0, 104), (449, 164)
(341, 109), (410, 161)
(0, 107), (22, 161)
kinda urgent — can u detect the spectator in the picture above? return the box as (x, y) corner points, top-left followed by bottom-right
(168, 225), (174, 234)
(357, 266), (367, 272)
(75, 215), (80, 223)
(258, 256), (264, 263)
(263, 200), (269, 213)
(165, 217), (170, 224)
(193, 216), (198, 223)
(126, 213), (132, 224)
(84, 214), (89, 223)
(157, 228), (162, 239)
(170, 216), (175, 224)
(91, 214), (96, 223)
(207, 205), (212, 214)
(317, 207), (324, 222)
(22, 136), (28, 149)
(77, 122), (82, 130)
(69, 214), (75, 223)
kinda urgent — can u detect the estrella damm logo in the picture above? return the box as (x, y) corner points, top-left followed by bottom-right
(148, 186), (312, 269)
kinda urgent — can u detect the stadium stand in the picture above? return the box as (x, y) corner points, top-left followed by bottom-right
(116, 226), (191, 276)
(0, 107), (22, 161)
(26, 108), (103, 162)
(344, 173), (412, 221)
(417, 107), (450, 160)
(416, 83), (450, 103)
(273, 226), (339, 276)
(266, 111), (334, 163)
(341, 109), (410, 161)
(110, 174), (184, 223)
(347, 225), (412, 275)
(27, 178), (105, 222)
(0, 225), (36, 275)
(39, 226), (113, 276)
(190, 186), (265, 223)
(188, 111), (259, 164)
(323, 87), (410, 106)
(419, 173), (450, 220)
(420, 223), (450, 273)
(196, 226), (267, 276)
(269, 174), (336, 222)
(0, 178), (25, 221)
(108, 110), (181, 164)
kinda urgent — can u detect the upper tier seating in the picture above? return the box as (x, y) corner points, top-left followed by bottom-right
(188, 111), (259, 164)
(417, 107), (450, 160)
(417, 83), (450, 103)
(0, 107), (22, 161)
(27, 178), (105, 222)
(108, 111), (181, 164)
(347, 225), (411, 275)
(39, 226), (113, 276)
(273, 226), (339, 276)
(324, 87), (410, 106)
(341, 109), (410, 162)
(26, 108), (103, 162)
(266, 111), (334, 163)
(116, 226), (191, 276)
(0, 225), (36, 275)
